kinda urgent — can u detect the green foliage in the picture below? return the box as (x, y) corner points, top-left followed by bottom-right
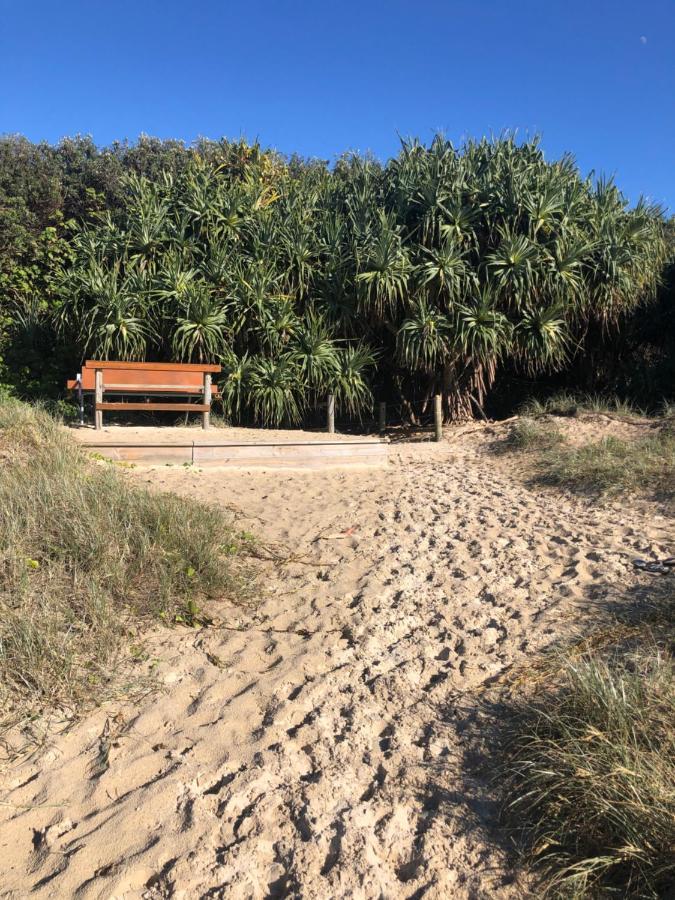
(0, 133), (671, 422)
(247, 355), (304, 426)
(501, 616), (674, 898)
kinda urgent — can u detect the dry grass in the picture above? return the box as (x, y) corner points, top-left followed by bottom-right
(520, 393), (645, 420)
(498, 399), (675, 497)
(0, 399), (257, 734)
(539, 431), (675, 496)
(500, 588), (674, 898)
(496, 403), (674, 895)
(501, 417), (565, 452)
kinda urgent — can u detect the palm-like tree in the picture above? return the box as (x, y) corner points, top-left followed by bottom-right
(171, 283), (229, 362)
(330, 344), (376, 417)
(248, 355), (303, 426)
(60, 136), (667, 424)
(357, 212), (411, 317)
(397, 300), (452, 372)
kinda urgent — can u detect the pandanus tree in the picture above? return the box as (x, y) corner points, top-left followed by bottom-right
(58, 135), (667, 425)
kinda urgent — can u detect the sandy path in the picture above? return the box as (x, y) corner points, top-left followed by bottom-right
(1, 428), (672, 899)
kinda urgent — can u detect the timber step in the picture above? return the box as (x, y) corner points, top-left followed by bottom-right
(81, 439), (389, 469)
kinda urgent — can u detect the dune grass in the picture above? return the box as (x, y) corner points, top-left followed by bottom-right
(0, 399), (257, 733)
(539, 431), (675, 496)
(520, 393), (646, 420)
(500, 588), (674, 898)
(499, 398), (675, 497)
(501, 417), (565, 452)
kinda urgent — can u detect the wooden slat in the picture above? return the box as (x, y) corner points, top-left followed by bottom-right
(80, 440), (388, 469)
(103, 383), (221, 393)
(85, 360), (221, 372)
(68, 380), (219, 393)
(103, 383), (203, 390)
(89, 446), (194, 465)
(96, 402), (210, 412)
(68, 383), (221, 396)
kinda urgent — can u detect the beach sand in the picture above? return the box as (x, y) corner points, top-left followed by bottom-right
(1, 419), (671, 898)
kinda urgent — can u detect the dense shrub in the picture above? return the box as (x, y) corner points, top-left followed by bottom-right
(0, 133), (672, 422)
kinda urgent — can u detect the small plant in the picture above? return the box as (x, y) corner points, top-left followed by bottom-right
(520, 393), (579, 418)
(660, 400), (675, 426)
(581, 394), (643, 417)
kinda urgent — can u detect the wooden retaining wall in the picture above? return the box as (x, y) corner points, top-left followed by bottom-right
(85, 440), (388, 469)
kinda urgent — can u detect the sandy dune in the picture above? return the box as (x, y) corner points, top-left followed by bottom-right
(1, 423), (672, 899)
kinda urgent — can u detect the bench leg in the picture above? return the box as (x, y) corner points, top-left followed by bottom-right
(202, 373), (212, 430)
(95, 369), (103, 430)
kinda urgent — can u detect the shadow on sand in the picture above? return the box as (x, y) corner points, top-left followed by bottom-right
(410, 574), (673, 896)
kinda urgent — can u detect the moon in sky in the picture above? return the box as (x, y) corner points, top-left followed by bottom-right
(640, 35), (647, 44)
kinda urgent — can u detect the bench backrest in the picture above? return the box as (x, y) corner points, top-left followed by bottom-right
(68, 361), (221, 394)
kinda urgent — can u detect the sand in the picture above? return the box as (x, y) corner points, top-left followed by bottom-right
(1, 420), (672, 899)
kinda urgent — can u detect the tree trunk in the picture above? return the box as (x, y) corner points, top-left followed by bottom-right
(443, 359), (473, 421)
(441, 357), (497, 422)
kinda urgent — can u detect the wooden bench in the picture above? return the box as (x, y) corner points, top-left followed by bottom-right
(67, 361), (222, 430)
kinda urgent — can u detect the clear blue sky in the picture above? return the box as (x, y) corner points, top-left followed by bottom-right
(1, 0), (673, 211)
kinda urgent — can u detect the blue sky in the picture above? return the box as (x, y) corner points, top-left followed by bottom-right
(1, 0), (673, 210)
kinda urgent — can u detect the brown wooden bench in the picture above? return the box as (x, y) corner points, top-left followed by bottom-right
(67, 361), (222, 430)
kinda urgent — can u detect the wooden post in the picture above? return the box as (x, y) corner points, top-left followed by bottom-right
(327, 394), (335, 434)
(378, 401), (386, 435)
(76, 373), (84, 426)
(203, 372), (212, 430)
(434, 394), (443, 443)
(94, 368), (103, 430)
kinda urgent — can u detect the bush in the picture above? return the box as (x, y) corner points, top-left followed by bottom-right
(0, 399), (256, 729)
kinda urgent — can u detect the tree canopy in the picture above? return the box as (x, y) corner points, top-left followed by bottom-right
(0, 133), (671, 423)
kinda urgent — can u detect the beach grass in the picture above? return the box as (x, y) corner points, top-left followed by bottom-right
(498, 400), (674, 496)
(539, 431), (675, 496)
(500, 587), (674, 898)
(0, 398), (256, 733)
(520, 393), (646, 420)
(501, 417), (565, 451)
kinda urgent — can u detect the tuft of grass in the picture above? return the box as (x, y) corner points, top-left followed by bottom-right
(520, 392), (580, 418)
(540, 431), (675, 496)
(0, 399), (257, 732)
(502, 417), (565, 452)
(501, 625), (674, 898)
(660, 400), (675, 424)
(520, 393), (644, 420)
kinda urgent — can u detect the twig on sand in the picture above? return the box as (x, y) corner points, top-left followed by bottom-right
(313, 525), (359, 542)
(252, 540), (336, 567)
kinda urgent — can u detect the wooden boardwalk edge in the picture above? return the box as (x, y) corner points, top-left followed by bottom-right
(83, 440), (389, 468)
